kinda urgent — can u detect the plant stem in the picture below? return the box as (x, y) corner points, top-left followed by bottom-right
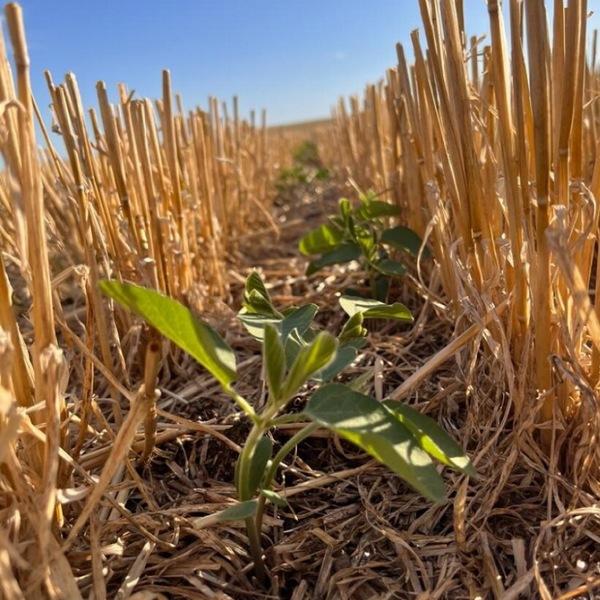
(226, 388), (258, 422)
(368, 268), (378, 299)
(265, 422), (319, 486)
(254, 422), (319, 536)
(235, 404), (280, 579)
(244, 516), (267, 580)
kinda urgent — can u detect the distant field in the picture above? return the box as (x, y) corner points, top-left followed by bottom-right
(268, 117), (332, 133)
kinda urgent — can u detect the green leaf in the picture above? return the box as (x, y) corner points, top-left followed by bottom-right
(245, 271), (270, 302)
(243, 289), (279, 317)
(384, 402), (476, 477)
(381, 226), (431, 258)
(247, 436), (273, 498)
(330, 215), (345, 229)
(260, 489), (288, 507)
(216, 500), (258, 522)
(284, 329), (304, 365)
(280, 304), (318, 342)
(305, 383), (445, 502)
(339, 198), (352, 220)
(358, 190), (379, 203)
(238, 312), (281, 340)
(264, 324), (285, 400)
(284, 328), (307, 368)
(354, 227), (377, 258)
(339, 295), (372, 317)
(373, 258), (407, 277)
(314, 345), (358, 382)
(306, 243), (361, 276)
(281, 332), (338, 399)
(348, 370), (373, 393)
(100, 281), (236, 387)
(355, 200), (401, 220)
(344, 337), (367, 350)
(299, 223), (344, 256)
(235, 435), (273, 499)
(242, 272), (281, 317)
(339, 295), (413, 322)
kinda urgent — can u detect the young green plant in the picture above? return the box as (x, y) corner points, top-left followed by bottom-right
(299, 191), (430, 300)
(100, 273), (473, 579)
(274, 140), (329, 194)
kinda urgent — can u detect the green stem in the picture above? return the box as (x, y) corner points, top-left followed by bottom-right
(237, 423), (268, 578)
(255, 422), (318, 536)
(235, 403), (281, 579)
(226, 388), (258, 423)
(265, 422), (319, 486)
(244, 516), (267, 580)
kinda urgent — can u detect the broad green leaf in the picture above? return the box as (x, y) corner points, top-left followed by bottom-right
(281, 332), (338, 399)
(299, 223), (344, 256)
(305, 383), (445, 502)
(340, 295), (377, 317)
(314, 345), (358, 382)
(381, 226), (431, 258)
(363, 303), (412, 321)
(280, 304), (318, 342)
(339, 295), (413, 322)
(100, 281), (236, 387)
(306, 243), (361, 276)
(373, 258), (407, 277)
(264, 324), (285, 400)
(216, 500), (258, 522)
(238, 312), (281, 340)
(355, 199), (401, 220)
(260, 489), (288, 507)
(384, 402), (476, 477)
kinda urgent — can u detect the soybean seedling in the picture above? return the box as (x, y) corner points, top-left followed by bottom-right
(299, 191), (430, 301)
(274, 140), (329, 194)
(100, 272), (473, 580)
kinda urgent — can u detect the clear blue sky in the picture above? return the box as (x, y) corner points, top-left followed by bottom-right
(11, 1), (600, 126)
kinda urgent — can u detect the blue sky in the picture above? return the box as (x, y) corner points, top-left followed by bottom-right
(11, 1), (600, 126)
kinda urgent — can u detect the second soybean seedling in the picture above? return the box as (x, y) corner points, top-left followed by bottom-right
(299, 191), (431, 301)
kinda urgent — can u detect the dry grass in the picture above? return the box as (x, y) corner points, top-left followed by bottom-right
(0, 0), (599, 599)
